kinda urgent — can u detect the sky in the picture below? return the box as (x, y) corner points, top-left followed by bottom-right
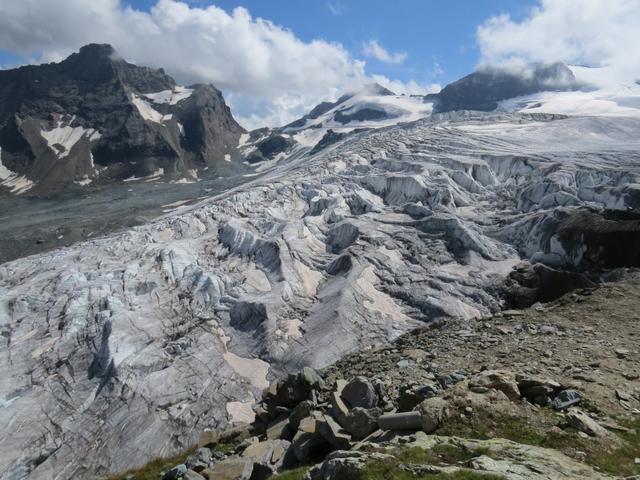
(0, 0), (637, 129)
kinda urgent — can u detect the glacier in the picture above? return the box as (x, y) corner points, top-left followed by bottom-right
(1, 109), (640, 479)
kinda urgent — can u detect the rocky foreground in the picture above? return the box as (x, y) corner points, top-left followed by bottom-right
(112, 277), (640, 480)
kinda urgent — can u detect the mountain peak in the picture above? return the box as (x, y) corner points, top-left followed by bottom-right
(76, 43), (121, 62)
(365, 82), (395, 96)
(433, 61), (578, 113)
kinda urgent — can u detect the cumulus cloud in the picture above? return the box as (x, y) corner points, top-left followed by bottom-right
(326, 1), (346, 16)
(0, 0), (423, 128)
(363, 40), (408, 65)
(371, 75), (440, 96)
(477, 0), (640, 85)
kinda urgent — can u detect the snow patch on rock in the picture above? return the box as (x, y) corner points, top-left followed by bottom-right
(0, 147), (34, 194)
(143, 85), (194, 105)
(131, 93), (173, 124)
(40, 119), (101, 159)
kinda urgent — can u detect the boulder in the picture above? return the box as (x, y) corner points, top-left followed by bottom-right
(271, 368), (324, 409)
(469, 370), (520, 401)
(416, 397), (449, 433)
(436, 373), (466, 389)
(516, 374), (561, 405)
(289, 401), (316, 431)
(266, 415), (292, 440)
(398, 383), (442, 411)
(378, 411), (422, 431)
(291, 414), (329, 463)
(306, 451), (394, 480)
(241, 438), (294, 475)
(197, 425), (251, 449)
(184, 470), (206, 480)
(565, 409), (609, 437)
(552, 389), (582, 410)
(291, 430), (328, 464)
(185, 448), (212, 472)
(317, 415), (352, 450)
(163, 464), (187, 480)
(339, 408), (380, 440)
(330, 381), (350, 421)
(197, 430), (218, 449)
(516, 373), (561, 399)
(341, 376), (379, 409)
(200, 459), (253, 480)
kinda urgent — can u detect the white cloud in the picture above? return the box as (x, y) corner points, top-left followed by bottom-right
(363, 40), (408, 65)
(326, 1), (346, 16)
(477, 0), (640, 85)
(371, 75), (440, 96)
(0, 0), (421, 128)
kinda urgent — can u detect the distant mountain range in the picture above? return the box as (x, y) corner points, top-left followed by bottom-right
(234, 63), (582, 171)
(0, 45), (614, 196)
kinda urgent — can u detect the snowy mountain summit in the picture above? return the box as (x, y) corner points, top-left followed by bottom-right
(237, 83), (433, 168)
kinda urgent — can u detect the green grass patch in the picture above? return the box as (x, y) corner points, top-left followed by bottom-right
(429, 444), (494, 465)
(213, 442), (236, 455)
(438, 411), (547, 446)
(360, 458), (504, 480)
(588, 417), (640, 477)
(354, 444), (504, 480)
(439, 410), (640, 477)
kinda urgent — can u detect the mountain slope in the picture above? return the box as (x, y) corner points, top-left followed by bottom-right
(0, 44), (245, 195)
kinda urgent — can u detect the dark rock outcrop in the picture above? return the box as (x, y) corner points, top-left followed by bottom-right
(502, 263), (597, 308)
(245, 134), (294, 164)
(0, 43), (245, 194)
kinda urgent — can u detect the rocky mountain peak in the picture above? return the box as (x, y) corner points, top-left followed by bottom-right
(58, 43), (175, 93)
(73, 43), (121, 62)
(0, 44), (244, 195)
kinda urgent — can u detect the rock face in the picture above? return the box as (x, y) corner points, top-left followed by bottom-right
(0, 43), (245, 194)
(431, 62), (578, 113)
(1, 108), (640, 479)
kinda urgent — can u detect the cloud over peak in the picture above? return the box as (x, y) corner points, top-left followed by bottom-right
(477, 0), (640, 86)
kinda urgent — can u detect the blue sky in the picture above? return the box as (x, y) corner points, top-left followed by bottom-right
(1, 1), (634, 127)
